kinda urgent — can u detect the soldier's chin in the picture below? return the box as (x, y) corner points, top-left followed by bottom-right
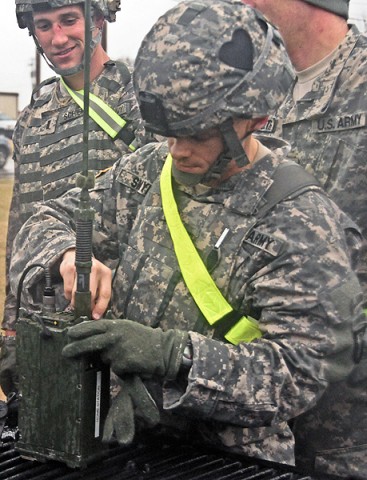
(171, 164), (205, 186)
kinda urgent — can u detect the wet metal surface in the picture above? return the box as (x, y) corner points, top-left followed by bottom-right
(0, 438), (341, 480)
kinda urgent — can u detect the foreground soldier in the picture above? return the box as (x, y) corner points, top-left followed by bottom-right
(242, 0), (367, 477)
(0, 0), (153, 397)
(10, 0), (365, 472)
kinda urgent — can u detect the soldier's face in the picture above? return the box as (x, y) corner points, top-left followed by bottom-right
(33, 5), (87, 71)
(167, 118), (260, 180)
(168, 128), (224, 178)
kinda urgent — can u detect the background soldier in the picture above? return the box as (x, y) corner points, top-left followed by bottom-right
(242, 0), (367, 476)
(0, 0), (154, 398)
(10, 0), (365, 474)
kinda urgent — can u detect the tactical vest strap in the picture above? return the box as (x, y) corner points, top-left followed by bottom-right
(160, 154), (263, 345)
(31, 76), (58, 107)
(61, 78), (137, 152)
(257, 161), (320, 217)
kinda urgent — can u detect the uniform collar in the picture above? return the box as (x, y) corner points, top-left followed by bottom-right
(282, 25), (361, 120)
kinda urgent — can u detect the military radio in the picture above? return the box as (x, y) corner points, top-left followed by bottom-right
(16, 307), (110, 468)
(15, 0), (111, 468)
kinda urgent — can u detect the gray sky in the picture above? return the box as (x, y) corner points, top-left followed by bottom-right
(1, 0), (366, 111)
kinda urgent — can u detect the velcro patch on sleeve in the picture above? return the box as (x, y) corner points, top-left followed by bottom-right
(118, 170), (152, 196)
(312, 113), (366, 133)
(244, 229), (283, 256)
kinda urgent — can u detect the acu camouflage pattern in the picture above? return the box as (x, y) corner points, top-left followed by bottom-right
(3, 61), (153, 331)
(134, 0), (294, 137)
(260, 24), (367, 479)
(10, 140), (365, 467)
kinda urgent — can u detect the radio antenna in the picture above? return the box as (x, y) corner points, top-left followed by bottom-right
(74, 0), (95, 320)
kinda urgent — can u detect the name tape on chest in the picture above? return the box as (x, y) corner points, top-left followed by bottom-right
(59, 107), (84, 125)
(313, 113), (366, 133)
(244, 228), (283, 256)
(118, 170), (152, 196)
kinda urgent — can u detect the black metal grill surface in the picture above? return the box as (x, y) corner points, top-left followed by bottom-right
(0, 438), (342, 480)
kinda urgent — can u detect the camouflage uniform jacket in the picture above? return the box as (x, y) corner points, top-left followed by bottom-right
(259, 25), (367, 479)
(3, 59), (153, 330)
(261, 25), (367, 291)
(10, 141), (365, 468)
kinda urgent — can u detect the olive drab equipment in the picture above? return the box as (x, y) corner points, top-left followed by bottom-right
(160, 154), (321, 345)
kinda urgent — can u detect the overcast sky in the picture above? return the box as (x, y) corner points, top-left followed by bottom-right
(1, 0), (366, 111)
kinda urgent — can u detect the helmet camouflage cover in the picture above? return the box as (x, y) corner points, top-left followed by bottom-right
(15, 0), (121, 29)
(134, 0), (294, 137)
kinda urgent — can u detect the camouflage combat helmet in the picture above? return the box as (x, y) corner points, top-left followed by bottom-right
(134, 0), (294, 170)
(15, 0), (121, 29)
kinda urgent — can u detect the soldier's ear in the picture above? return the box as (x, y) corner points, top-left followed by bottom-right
(93, 11), (105, 30)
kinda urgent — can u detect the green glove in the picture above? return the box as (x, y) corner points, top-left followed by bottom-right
(0, 337), (18, 396)
(63, 319), (188, 380)
(103, 375), (160, 445)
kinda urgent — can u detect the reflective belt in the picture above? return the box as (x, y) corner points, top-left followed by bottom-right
(160, 154), (263, 345)
(61, 78), (137, 152)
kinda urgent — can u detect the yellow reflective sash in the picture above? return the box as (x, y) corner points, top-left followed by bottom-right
(61, 78), (136, 152)
(160, 154), (263, 345)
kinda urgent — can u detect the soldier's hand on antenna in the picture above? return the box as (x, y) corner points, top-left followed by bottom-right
(60, 249), (112, 319)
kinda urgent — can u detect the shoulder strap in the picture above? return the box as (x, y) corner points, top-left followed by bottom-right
(257, 162), (321, 218)
(160, 154), (263, 345)
(60, 78), (137, 152)
(31, 76), (58, 107)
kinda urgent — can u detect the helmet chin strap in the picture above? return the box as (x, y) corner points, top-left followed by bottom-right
(171, 118), (252, 187)
(200, 118), (252, 181)
(218, 118), (251, 169)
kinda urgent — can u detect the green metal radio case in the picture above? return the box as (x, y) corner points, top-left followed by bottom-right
(16, 310), (110, 468)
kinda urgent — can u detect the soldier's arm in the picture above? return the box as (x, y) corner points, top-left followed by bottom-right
(162, 190), (362, 427)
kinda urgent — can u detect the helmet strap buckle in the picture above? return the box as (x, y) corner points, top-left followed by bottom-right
(220, 119), (249, 169)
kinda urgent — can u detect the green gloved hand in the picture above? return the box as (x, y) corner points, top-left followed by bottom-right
(63, 319), (188, 380)
(0, 336), (18, 396)
(103, 375), (160, 445)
